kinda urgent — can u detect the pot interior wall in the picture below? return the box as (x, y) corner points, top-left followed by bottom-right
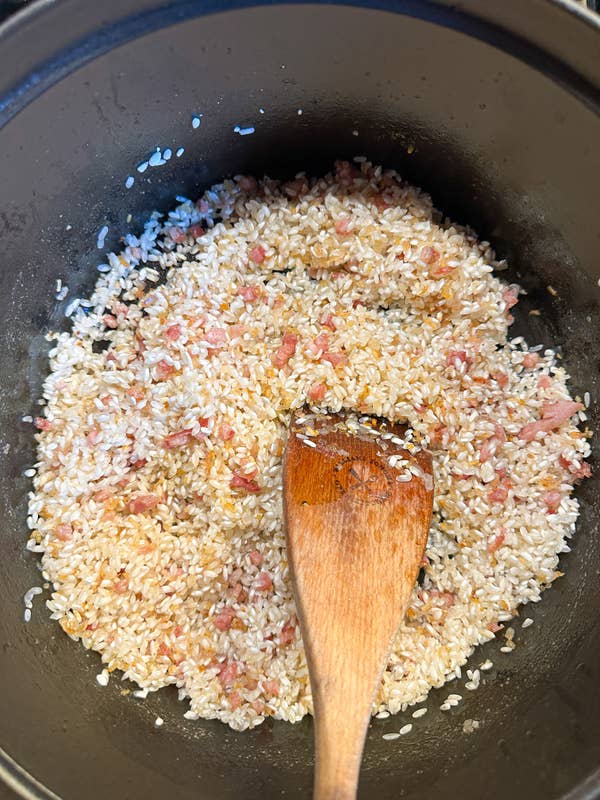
(0, 4), (599, 799)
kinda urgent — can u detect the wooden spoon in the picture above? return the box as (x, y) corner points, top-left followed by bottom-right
(283, 410), (434, 800)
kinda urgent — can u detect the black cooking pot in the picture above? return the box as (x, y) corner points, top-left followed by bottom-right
(0, 1), (599, 799)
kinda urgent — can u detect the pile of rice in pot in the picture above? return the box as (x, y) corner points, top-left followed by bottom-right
(27, 160), (591, 730)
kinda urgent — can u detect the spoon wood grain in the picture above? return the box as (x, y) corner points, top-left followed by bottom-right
(283, 410), (434, 800)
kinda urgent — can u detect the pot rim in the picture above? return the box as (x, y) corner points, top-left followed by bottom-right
(0, 0), (598, 128)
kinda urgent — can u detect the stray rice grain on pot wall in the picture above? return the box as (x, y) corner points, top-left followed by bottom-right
(27, 160), (591, 731)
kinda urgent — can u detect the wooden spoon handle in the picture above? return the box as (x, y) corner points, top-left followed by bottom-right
(299, 547), (402, 800)
(314, 702), (370, 800)
(312, 633), (392, 800)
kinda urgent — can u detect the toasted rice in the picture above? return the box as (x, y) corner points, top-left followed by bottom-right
(27, 160), (591, 730)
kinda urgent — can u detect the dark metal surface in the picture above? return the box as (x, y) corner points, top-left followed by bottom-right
(0, 1), (598, 799)
(0, 1), (28, 20)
